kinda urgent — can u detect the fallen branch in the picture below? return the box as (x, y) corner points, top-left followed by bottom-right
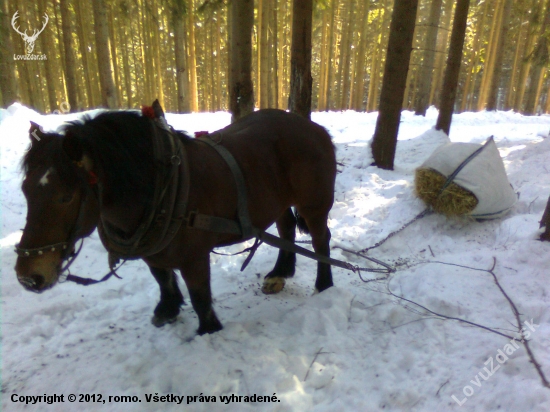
(385, 257), (550, 390)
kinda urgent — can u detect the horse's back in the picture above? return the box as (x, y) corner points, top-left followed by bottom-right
(216, 109), (336, 218)
(221, 109), (335, 165)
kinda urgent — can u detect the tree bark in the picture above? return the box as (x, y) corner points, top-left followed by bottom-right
(173, 0), (189, 113)
(486, 0), (514, 111)
(59, 0), (78, 111)
(371, 0), (419, 170)
(93, 0), (117, 108)
(288, 0), (313, 119)
(229, 0), (254, 122)
(435, 0), (470, 135)
(0, 0), (20, 106)
(414, 0), (443, 116)
(525, 1), (550, 115)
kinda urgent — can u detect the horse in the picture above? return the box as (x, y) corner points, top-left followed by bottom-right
(15, 104), (337, 335)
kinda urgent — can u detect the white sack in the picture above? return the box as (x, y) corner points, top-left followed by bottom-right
(419, 137), (516, 219)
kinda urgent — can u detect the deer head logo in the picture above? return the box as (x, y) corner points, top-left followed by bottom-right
(11, 11), (49, 55)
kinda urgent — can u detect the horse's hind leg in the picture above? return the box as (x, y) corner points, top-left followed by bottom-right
(262, 208), (297, 294)
(297, 209), (333, 293)
(149, 266), (184, 327)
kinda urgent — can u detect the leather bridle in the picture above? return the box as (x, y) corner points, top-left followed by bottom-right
(15, 165), (98, 281)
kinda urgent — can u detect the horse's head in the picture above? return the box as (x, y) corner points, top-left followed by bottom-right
(15, 122), (99, 292)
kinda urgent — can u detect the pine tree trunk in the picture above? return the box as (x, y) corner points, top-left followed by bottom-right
(229, 0), (254, 122)
(414, 0), (443, 116)
(460, 2), (486, 112)
(324, 0), (337, 110)
(0, 0), (20, 106)
(505, 6), (527, 110)
(318, 9), (329, 110)
(187, 0), (198, 112)
(339, 0), (354, 109)
(525, 1), (550, 115)
(435, 0), (470, 135)
(288, 0), (313, 119)
(477, 0), (502, 110)
(93, 0), (117, 108)
(59, 0), (78, 111)
(351, 0), (371, 110)
(486, 0), (514, 111)
(371, 0), (419, 170)
(173, 0), (189, 113)
(74, 0), (93, 108)
(108, 6), (122, 106)
(429, 0), (454, 108)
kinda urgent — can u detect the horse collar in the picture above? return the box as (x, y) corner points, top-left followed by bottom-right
(97, 119), (190, 262)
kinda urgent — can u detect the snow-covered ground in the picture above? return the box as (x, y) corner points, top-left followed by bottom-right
(1, 104), (550, 411)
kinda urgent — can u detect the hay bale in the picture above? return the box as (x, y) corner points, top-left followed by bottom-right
(415, 168), (479, 216)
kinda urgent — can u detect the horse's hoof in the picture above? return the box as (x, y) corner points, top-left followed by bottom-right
(261, 277), (285, 294)
(151, 315), (178, 328)
(197, 322), (223, 335)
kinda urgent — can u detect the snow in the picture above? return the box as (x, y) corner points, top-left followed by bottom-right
(2, 103), (550, 411)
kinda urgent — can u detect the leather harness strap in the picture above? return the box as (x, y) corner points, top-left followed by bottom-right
(195, 133), (255, 239)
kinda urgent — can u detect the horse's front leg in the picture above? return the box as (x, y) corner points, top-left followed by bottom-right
(180, 253), (222, 335)
(148, 266), (184, 327)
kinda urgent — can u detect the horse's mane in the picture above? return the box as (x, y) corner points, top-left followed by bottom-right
(63, 111), (158, 206)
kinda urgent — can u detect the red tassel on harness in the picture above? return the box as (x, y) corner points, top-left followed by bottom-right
(88, 171), (98, 185)
(195, 131), (209, 138)
(141, 105), (155, 119)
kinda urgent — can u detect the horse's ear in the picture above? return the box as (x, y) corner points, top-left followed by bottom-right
(152, 99), (165, 118)
(29, 121), (44, 141)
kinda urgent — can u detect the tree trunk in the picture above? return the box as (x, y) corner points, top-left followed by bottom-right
(371, 0), (419, 170)
(59, 0), (78, 111)
(525, 1), (550, 115)
(351, 0), (371, 110)
(460, 2), (486, 112)
(339, 0), (355, 109)
(435, 0), (470, 135)
(477, 0), (502, 110)
(288, 0), (313, 119)
(486, 0), (514, 111)
(0, 0), (20, 106)
(93, 0), (117, 108)
(258, 0), (269, 108)
(228, 0), (254, 122)
(173, 0), (189, 113)
(429, 0), (454, 108)
(414, 0), (443, 116)
(324, 0), (337, 110)
(187, 0), (198, 112)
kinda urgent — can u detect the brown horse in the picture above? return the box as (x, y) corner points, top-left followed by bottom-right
(15, 107), (337, 334)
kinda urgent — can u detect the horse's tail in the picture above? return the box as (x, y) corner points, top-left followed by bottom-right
(294, 209), (310, 234)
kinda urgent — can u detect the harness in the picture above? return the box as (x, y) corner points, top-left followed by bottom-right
(97, 115), (190, 268)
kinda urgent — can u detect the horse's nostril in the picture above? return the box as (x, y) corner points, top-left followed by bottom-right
(18, 274), (45, 291)
(30, 274), (45, 289)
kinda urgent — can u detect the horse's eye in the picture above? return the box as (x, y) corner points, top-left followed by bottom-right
(60, 194), (74, 204)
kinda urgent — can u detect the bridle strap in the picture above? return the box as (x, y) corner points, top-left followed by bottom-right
(15, 242), (68, 257)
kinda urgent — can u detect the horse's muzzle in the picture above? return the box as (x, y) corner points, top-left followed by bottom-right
(17, 274), (47, 293)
